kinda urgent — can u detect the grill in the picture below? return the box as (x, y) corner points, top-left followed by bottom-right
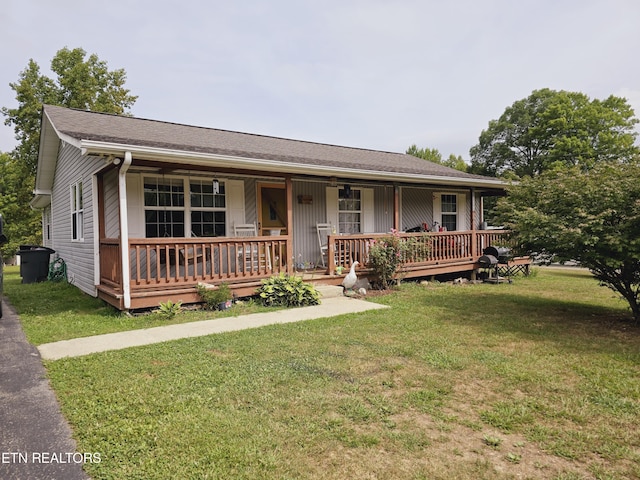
(483, 246), (511, 263)
(479, 246), (512, 283)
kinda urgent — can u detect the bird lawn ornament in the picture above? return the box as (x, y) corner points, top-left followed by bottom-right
(342, 261), (360, 292)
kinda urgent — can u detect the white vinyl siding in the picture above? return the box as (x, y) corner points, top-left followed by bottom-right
(48, 142), (103, 297)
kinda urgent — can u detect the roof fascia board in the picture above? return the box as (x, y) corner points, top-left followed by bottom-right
(80, 140), (506, 189)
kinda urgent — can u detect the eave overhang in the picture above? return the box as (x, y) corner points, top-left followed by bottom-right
(80, 140), (507, 190)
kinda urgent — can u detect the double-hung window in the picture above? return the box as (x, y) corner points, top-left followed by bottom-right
(338, 187), (362, 234)
(190, 179), (226, 237)
(438, 194), (459, 231)
(70, 181), (84, 241)
(144, 177), (185, 237)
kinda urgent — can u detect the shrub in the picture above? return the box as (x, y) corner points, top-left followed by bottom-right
(257, 273), (320, 307)
(368, 229), (429, 289)
(197, 283), (232, 310)
(158, 300), (182, 319)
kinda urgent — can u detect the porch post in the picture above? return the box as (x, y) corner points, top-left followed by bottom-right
(285, 176), (294, 275)
(470, 187), (476, 231)
(470, 188), (478, 280)
(93, 173), (105, 289)
(471, 187), (477, 256)
(393, 184), (400, 231)
(118, 152), (132, 309)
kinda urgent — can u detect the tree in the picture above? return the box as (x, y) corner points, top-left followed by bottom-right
(494, 161), (640, 322)
(1, 47), (137, 253)
(0, 152), (41, 259)
(469, 89), (639, 178)
(406, 145), (468, 172)
(444, 154), (468, 172)
(2, 47), (138, 175)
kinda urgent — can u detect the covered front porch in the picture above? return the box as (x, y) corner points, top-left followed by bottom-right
(97, 229), (528, 310)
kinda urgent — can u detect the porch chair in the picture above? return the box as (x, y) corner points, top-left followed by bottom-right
(234, 224), (258, 237)
(179, 232), (207, 269)
(234, 223), (271, 271)
(316, 222), (334, 267)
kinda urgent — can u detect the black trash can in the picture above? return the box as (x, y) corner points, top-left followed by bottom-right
(18, 245), (39, 277)
(17, 246), (55, 284)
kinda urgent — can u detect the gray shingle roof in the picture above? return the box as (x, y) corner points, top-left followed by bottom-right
(43, 104), (492, 182)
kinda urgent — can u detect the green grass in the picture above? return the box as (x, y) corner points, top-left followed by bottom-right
(2, 265), (277, 345)
(5, 266), (640, 479)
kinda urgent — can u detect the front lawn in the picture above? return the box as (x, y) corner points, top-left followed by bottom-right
(2, 265), (275, 345)
(31, 268), (640, 479)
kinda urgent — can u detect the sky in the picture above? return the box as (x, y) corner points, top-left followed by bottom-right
(1, 0), (639, 159)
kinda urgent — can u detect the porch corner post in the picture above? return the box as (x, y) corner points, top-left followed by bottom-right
(285, 176), (294, 276)
(470, 188), (478, 281)
(118, 152), (132, 309)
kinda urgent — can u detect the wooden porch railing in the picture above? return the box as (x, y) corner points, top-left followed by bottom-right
(99, 231), (512, 293)
(128, 236), (289, 290)
(99, 238), (122, 290)
(326, 230), (512, 275)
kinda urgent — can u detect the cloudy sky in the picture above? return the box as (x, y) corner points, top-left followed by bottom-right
(1, 0), (639, 159)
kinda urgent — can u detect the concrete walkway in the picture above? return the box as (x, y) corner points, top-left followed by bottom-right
(38, 293), (388, 361)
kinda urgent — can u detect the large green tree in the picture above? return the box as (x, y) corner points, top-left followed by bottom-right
(2, 47), (138, 175)
(495, 161), (640, 322)
(0, 152), (41, 258)
(469, 89), (639, 178)
(406, 145), (468, 172)
(1, 47), (137, 256)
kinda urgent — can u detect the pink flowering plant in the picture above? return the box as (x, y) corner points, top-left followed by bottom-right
(367, 229), (429, 289)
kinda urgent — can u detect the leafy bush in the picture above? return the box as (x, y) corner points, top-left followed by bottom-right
(257, 273), (320, 307)
(158, 300), (182, 319)
(197, 283), (232, 310)
(368, 229), (429, 289)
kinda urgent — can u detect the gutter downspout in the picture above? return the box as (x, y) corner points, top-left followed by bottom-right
(118, 152), (132, 309)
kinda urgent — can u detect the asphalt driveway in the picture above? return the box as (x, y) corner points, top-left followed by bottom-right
(0, 297), (89, 480)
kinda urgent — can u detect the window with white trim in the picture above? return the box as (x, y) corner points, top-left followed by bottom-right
(70, 181), (84, 241)
(189, 179), (226, 237)
(440, 194), (458, 231)
(338, 187), (361, 234)
(144, 177), (185, 237)
(44, 206), (51, 242)
(143, 176), (228, 238)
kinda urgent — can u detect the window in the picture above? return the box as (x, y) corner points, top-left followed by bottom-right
(190, 179), (226, 236)
(338, 187), (361, 234)
(44, 206), (51, 241)
(144, 177), (185, 237)
(70, 182), (84, 241)
(440, 194), (457, 231)
(143, 176), (228, 238)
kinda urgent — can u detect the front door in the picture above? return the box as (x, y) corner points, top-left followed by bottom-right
(257, 183), (287, 236)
